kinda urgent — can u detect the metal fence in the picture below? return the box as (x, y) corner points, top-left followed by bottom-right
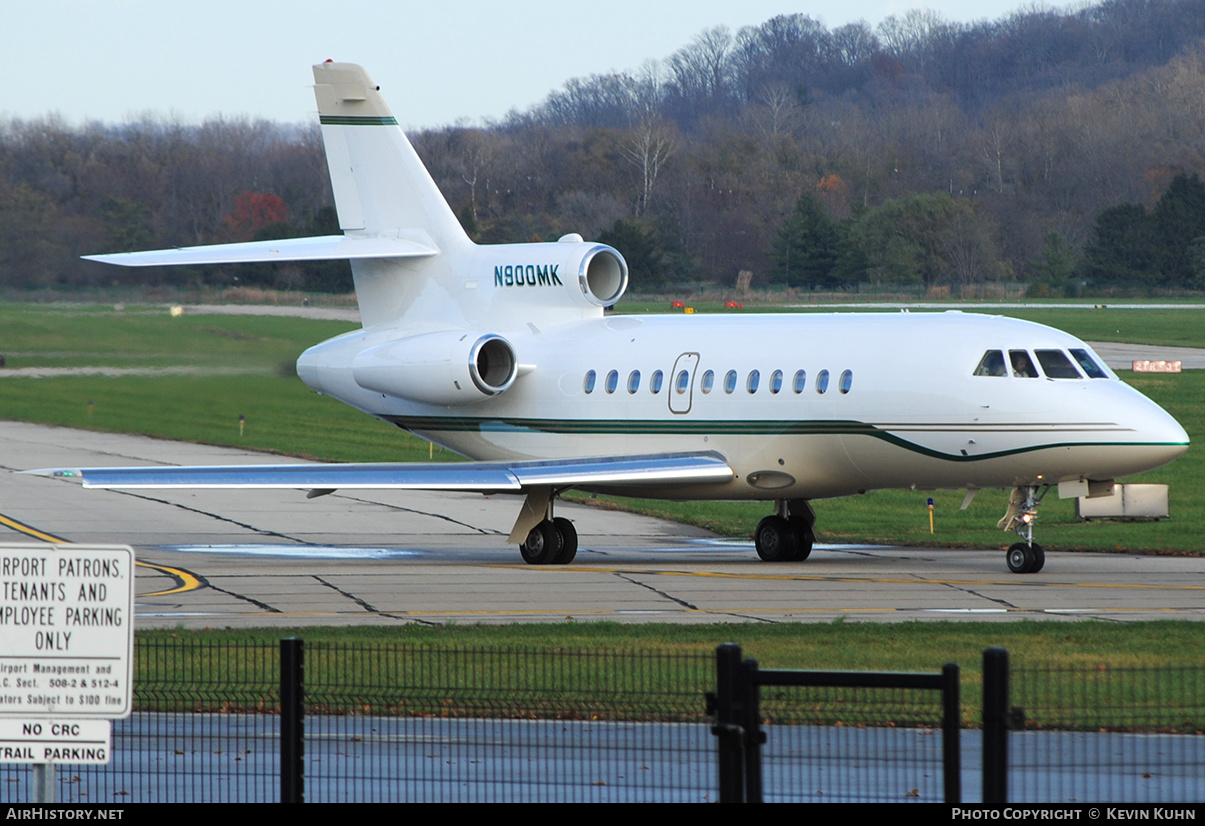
(1007, 662), (1205, 803)
(712, 643), (960, 803)
(301, 642), (715, 802)
(0, 640), (1202, 804)
(0, 640), (716, 803)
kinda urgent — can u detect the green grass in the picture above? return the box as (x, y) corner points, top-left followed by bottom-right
(137, 619), (1205, 668)
(0, 305), (352, 369)
(135, 622), (1205, 727)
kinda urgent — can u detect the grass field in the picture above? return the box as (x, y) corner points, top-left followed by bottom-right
(137, 622), (1205, 726)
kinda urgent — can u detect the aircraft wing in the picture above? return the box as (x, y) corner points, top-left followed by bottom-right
(82, 234), (437, 267)
(27, 451), (734, 493)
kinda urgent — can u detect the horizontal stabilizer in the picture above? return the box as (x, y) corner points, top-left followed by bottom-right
(82, 234), (438, 267)
(26, 452), (734, 493)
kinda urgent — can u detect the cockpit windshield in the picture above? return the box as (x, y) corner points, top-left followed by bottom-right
(1069, 348), (1109, 378)
(1035, 349), (1081, 378)
(974, 347), (1111, 379)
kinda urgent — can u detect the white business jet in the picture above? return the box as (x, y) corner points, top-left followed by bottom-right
(63, 62), (1188, 574)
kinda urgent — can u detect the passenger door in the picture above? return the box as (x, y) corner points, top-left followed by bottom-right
(668, 352), (699, 414)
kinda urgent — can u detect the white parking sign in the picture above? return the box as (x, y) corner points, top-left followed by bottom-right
(0, 544), (135, 718)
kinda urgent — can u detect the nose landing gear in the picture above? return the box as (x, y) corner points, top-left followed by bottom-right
(999, 485), (1048, 574)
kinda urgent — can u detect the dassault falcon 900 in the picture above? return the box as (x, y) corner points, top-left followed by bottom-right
(53, 62), (1188, 574)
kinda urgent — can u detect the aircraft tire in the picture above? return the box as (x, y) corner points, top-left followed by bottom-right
(520, 521), (562, 565)
(552, 517), (578, 564)
(1029, 543), (1045, 573)
(755, 515), (797, 562)
(793, 522), (815, 561)
(1006, 542), (1037, 574)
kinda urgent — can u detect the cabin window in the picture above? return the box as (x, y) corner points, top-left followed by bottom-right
(1070, 348), (1109, 379)
(724, 370), (738, 394)
(769, 370), (783, 394)
(746, 370), (760, 394)
(839, 370), (853, 394)
(627, 370), (641, 393)
(675, 369), (690, 394)
(974, 350), (1007, 377)
(583, 370), (596, 394)
(816, 370), (830, 394)
(605, 369), (619, 393)
(700, 369), (715, 394)
(1035, 350), (1082, 379)
(1010, 350), (1038, 378)
(793, 370), (806, 393)
(650, 370), (664, 394)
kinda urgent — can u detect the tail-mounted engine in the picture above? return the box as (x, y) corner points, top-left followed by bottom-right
(352, 331), (518, 405)
(576, 243), (628, 307)
(485, 238), (629, 313)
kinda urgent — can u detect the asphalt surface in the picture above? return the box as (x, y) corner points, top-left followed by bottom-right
(3, 421), (1204, 628)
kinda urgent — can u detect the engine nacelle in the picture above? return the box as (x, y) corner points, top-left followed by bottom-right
(484, 239), (629, 313)
(573, 242), (628, 307)
(352, 331), (518, 406)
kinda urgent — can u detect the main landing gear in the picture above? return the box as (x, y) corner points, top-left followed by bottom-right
(511, 488), (578, 565)
(519, 514), (578, 565)
(753, 499), (816, 562)
(998, 485), (1048, 574)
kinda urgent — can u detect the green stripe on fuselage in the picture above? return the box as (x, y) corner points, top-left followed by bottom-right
(382, 415), (1176, 463)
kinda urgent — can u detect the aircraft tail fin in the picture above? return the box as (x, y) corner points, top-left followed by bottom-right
(312, 61), (470, 253)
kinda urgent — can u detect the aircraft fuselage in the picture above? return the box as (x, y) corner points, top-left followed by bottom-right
(297, 310), (1188, 503)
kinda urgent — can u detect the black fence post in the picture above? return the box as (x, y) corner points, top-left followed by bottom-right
(280, 637), (304, 804)
(713, 643), (745, 803)
(982, 647), (1009, 805)
(941, 662), (961, 803)
(742, 658), (764, 804)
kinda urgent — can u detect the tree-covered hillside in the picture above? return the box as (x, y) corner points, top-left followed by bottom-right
(6, 0), (1205, 295)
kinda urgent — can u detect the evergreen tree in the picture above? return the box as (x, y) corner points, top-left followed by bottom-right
(1152, 174), (1205, 286)
(1079, 203), (1158, 288)
(768, 192), (838, 289)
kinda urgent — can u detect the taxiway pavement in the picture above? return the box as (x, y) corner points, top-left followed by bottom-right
(2, 421), (1203, 628)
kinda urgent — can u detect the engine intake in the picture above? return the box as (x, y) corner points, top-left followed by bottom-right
(578, 245), (628, 307)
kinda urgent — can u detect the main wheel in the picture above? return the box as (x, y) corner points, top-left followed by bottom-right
(520, 521), (562, 565)
(1007, 542), (1036, 574)
(552, 517), (578, 564)
(754, 515), (797, 562)
(790, 519), (815, 561)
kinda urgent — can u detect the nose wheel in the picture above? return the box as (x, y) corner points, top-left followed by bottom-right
(998, 485), (1048, 574)
(1006, 541), (1045, 574)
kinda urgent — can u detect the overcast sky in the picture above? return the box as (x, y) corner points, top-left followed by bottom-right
(11, 0), (1046, 129)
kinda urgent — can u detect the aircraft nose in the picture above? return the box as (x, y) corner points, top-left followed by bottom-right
(1141, 398), (1189, 466)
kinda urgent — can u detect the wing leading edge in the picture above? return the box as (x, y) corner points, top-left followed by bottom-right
(28, 451), (734, 493)
(82, 234), (438, 268)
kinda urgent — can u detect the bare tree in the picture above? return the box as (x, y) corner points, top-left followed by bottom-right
(621, 117), (677, 216)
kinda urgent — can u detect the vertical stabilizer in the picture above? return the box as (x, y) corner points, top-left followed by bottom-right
(313, 62), (468, 249)
(313, 62), (472, 327)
